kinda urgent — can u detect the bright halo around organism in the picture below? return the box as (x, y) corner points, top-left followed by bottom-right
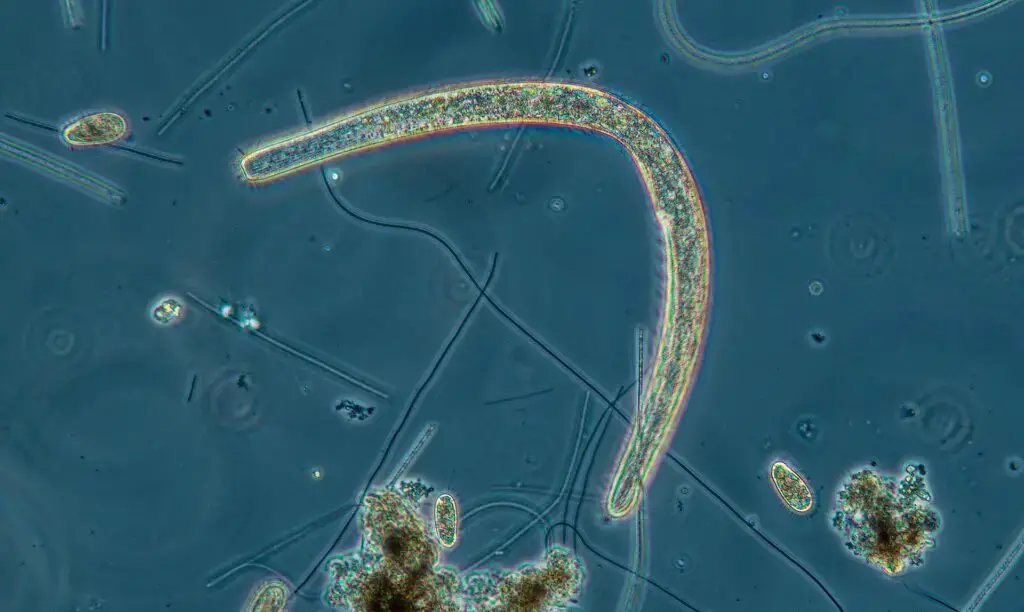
(433, 492), (460, 550)
(769, 459), (815, 514)
(60, 111), (130, 148)
(148, 294), (186, 327)
(243, 578), (290, 612)
(237, 79), (713, 520)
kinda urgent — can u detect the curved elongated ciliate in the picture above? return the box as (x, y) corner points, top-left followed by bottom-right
(238, 79), (713, 519)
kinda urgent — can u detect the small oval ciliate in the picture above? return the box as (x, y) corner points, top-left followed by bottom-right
(244, 578), (290, 612)
(769, 459), (814, 514)
(60, 111), (129, 147)
(433, 492), (459, 549)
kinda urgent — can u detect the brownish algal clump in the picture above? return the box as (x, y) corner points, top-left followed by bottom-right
(495, 546), (585, 612)
(324, 487), (585, 611)
(831, 463), (940, 576)
(324, 488), (460, 611)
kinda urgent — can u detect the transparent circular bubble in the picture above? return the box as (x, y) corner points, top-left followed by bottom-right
(758, 69), (774, 83)
(808, 280), (824, 296)
(976, 70), (993, 89)
(827, 212), (895, 279)
(547, 196), (567, 213)
(206, 366), (262, 432)
(912, 384), (974, 455)
(45, 329), (75, 356)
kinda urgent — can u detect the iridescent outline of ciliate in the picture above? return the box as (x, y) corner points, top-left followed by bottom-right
(433, 492), (460, 550)
(237, 79), (712, 520)
(243, 578), (290, 612)
(769, 459), (814, 515)
(60, 111), (130, 148)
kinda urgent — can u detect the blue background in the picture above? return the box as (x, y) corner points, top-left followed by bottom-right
(0, 0), (1022, 610)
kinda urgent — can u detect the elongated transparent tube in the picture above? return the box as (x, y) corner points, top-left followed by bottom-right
(238, 80), (713, 519)
(0, 131), (127, 206)
(655, 0), (1018, 74)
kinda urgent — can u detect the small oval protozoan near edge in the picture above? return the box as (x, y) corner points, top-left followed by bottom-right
(243, 578), (289, 612)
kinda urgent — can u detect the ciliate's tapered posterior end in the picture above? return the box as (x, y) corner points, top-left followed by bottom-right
(604, 474), (642, 521)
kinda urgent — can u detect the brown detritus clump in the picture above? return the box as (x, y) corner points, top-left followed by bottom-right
(361, 563), (447, 612)
(495, 546), (584, 611)
(500, 572), (550, 611)
(381, 525), (423, 568)
(361, 567), (418, 612)
(324, 489), (460, 611)
(831, 463), (941, 576)
(324, 487), (585, 611)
